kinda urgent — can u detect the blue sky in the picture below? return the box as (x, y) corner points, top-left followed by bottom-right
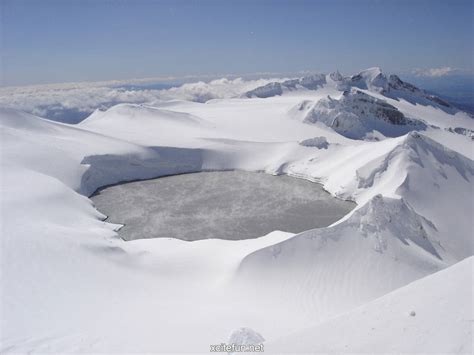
(2, 0), (473, 86)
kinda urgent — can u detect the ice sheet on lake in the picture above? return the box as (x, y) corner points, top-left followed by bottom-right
(91, 171), (355, 241)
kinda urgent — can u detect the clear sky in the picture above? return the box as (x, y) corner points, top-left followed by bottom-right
(1, 0), (473, 86)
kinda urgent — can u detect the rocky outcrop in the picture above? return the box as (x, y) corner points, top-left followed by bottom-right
(303, 89), (425, 139)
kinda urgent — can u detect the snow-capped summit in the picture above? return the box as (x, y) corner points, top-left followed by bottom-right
(350, 67), (388, 92)
(329, 70), (344, 82)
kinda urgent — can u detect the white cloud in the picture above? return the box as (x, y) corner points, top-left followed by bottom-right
(0, 76), (285, 123)
(412, 67), (456, 78)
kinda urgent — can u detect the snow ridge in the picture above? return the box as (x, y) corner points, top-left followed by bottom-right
(235, 193), (447, 326)
(303, 89), (426, 139)
(356, 132), (474, 192)
(245, 67), (456, 115)
(244, 74), (326, 98)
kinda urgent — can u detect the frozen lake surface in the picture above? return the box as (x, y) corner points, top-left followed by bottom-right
(91, 171), (355, 241)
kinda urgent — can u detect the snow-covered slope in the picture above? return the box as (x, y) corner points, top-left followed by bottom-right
(80, 103), (214, 146)
(235, 131), (474, 322)
(267, 256), (473, 354)
(1, 68), (473, 353)
(236, 195), (447, 324)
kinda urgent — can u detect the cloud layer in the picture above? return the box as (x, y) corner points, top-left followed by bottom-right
(412, 67), (456, 78)
(0, 77), (281, 123)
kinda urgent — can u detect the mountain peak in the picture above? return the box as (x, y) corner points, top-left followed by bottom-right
(358, 66), (383, 77)
(350, 67), (387, 92)
(329, 70), (344, 82)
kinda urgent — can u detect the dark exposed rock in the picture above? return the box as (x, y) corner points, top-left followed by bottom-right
(245, 82), (283, 98)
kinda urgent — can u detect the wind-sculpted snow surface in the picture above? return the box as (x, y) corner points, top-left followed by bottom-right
(1, 68), (473, 353)
(266, 256), (473, 353)
(236, 195), (447, 318)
